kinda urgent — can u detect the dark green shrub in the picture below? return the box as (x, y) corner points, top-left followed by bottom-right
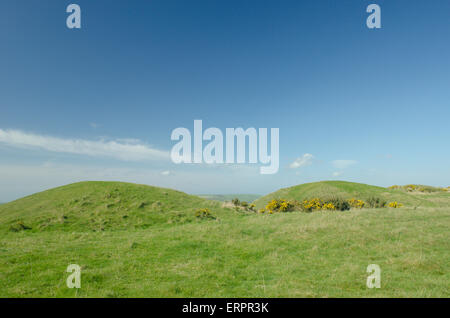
(130, 242), (139, 249)
(232, 198), (240, 206)
(9, 221), (32, 232)
(137, 201), (148, 209)
(325, 197), (350, 211)
(366, 197), (386, 208)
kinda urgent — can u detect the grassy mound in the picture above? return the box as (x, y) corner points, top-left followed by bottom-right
(254, 181), (450, 209)
(0, 181), (227, 233)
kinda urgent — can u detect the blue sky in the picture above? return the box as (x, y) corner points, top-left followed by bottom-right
(1, 0), (449, 201)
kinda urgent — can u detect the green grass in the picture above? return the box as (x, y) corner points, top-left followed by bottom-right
(0, 181), (449, 297)
(197, 194), (261, 202)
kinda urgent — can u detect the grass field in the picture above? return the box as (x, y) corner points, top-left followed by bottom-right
(0, 181), (448, 297)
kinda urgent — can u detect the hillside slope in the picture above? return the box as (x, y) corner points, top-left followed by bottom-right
(0, 181), (226, 233)
(254, 181), (449, 209)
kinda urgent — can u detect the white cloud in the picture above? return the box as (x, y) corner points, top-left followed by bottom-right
(161, 170), (171, 176)
(331, 160), (358, 170)
(289, 153), (314, 169)
(0, 128), (169, 161)
(332, 171), (343, 177)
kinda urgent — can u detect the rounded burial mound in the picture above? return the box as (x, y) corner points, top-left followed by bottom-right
(0, 181), (220, 232)
(253, 180), (444, 209)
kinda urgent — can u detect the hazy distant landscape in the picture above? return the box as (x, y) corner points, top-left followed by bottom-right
(0, 180), (448, 297)
(198, 194), (261, 202)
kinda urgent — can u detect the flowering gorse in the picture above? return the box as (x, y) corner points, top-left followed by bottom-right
(264, 199), (296, 213)
(348, 198), (365, 209)
(388, 201), (403, 208)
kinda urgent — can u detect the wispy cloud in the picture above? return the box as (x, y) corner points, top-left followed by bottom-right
(331, 159), (358, 170)
(332, 171), (343, 177)
(161, 170), (171, 176)
(289, 153), (314, 169)
(0, 129), (169, 161)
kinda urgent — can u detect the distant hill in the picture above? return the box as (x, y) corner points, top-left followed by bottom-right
(0, 181), (227, 232)
(254, 180), (450, 209)
(198, 194), (261, 202)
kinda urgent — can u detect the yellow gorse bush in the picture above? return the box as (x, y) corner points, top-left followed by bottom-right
(265, 199), (278, 212)
(390, 184), (417, 192)
(405, 184), (417, 192)
(389, 184), (446, 193)
(322, 203), (336, 210)
(300, 198), (340, 211)
(264, 199), (295, 213)
(348, 198), (365, 209)
(388, 201), (403, 208)
(195, 208), (215, 218)
(260, 195), (393, 215)
(302, 198), (323, 211)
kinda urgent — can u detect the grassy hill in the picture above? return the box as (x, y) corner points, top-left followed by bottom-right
(0, 181), (229, 233)
(0, 181), (448, 297)
(254, 180), (449, 209)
